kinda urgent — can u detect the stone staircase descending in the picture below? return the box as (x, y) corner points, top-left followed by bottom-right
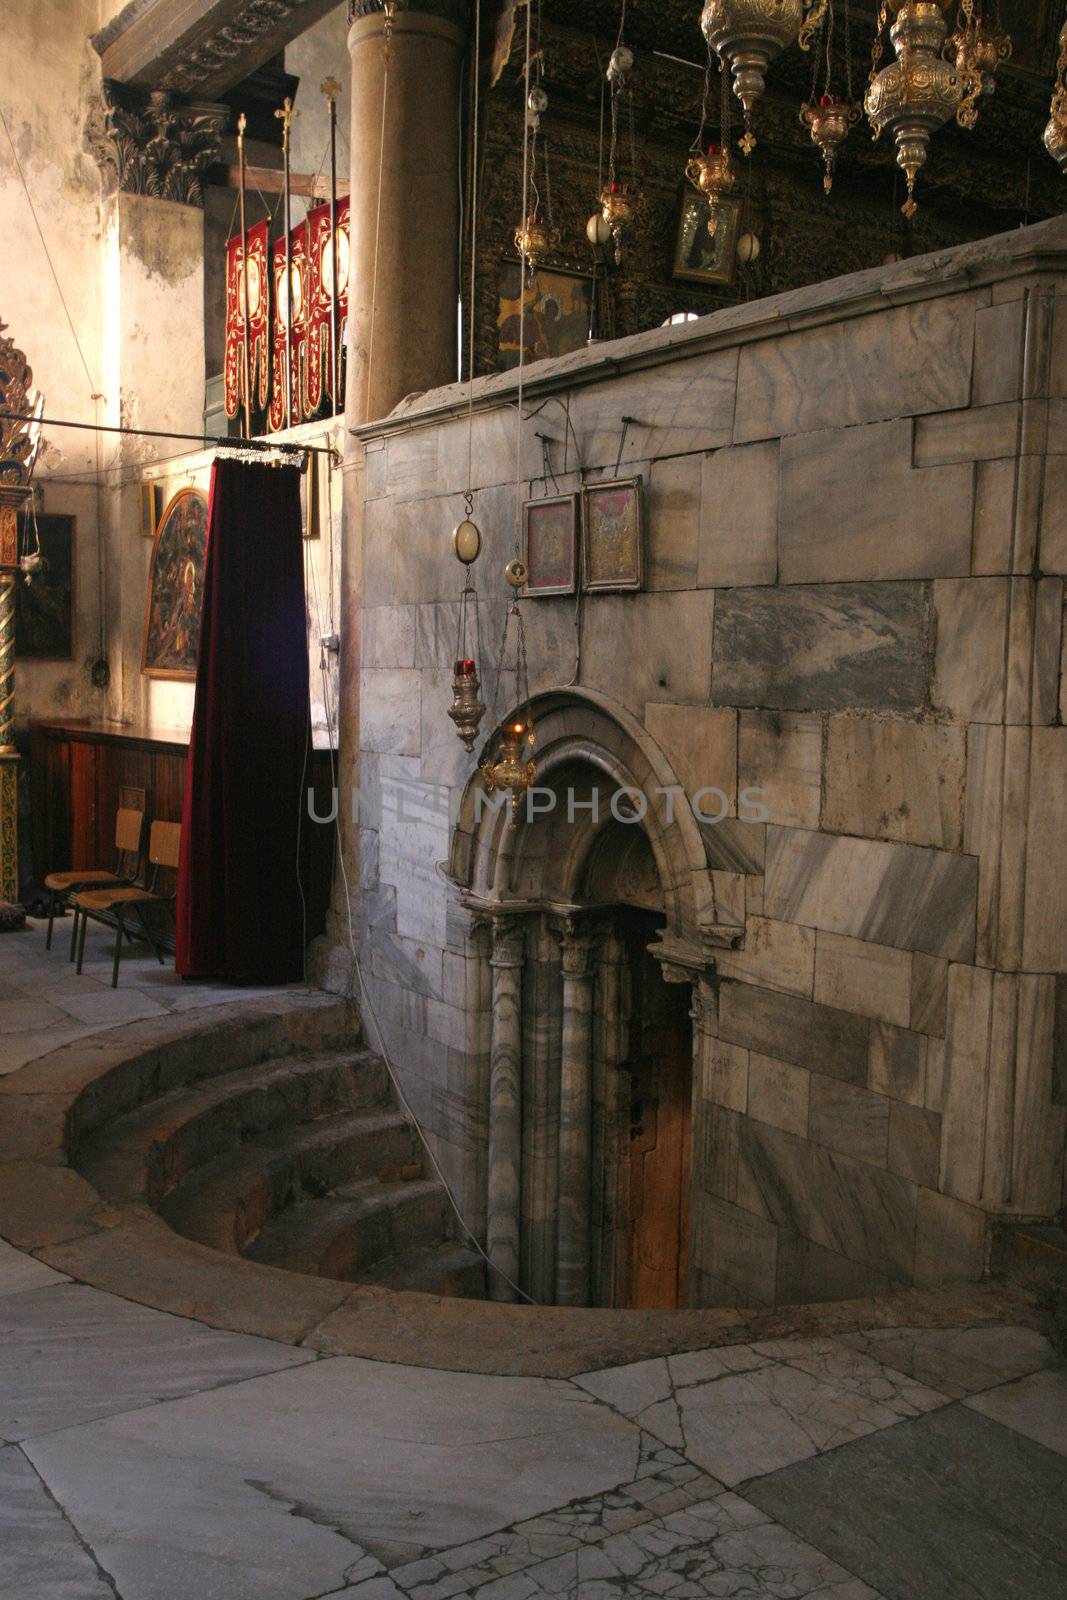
(75, 1030), (486, 1300)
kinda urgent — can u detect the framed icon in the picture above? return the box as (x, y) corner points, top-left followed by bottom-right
(672, 191), (740, 286)
(141, 487), (208, 681)
(522, 492), (579, 596)
(582, 477), (644, 592)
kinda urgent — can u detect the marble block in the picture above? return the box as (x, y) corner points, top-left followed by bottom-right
(972, 297), (1025, 406)
(739, 1117), (917, 1282)
(644, 703), (737, 812)
(738, 710), (823, 830)
(1041, 453), (1067, 574)
(700, 1037), (749, 1113)
(779, 420), (973, 583)
(809, 1077), (890, 1167)
(932, 578), (1010, 721)
(913, 1186), (986, 1284)
(747, 1051), (811, 1137)
(691, 1192), (778, 1306)
(698, 440), (779, 588)
(734, 293), (975, 444)
(838, 1324), (1056, 1399)
(764, 826), (978, 962)
(578, 590), (715, 707)
(360, 669), (422, 757)
(1022, 727), (1067, 971)
(714, 915), (815, 999)
(965, 1367), (1067, 1458)
(814, 931), (912, 1027)
(868, 1021), (930, 1108)
(910, 953), (948, 1037)
(912, 402), (1020, 467)
(887, 1101), (941, 1188)
(0, 1447), (115, 1599)
(718, 980), (869, 1084)
(972, 458), (1018, 575)
(647, 454), (701, 589)
(822, 715), (965, 850)
(713, 583), (930, 713)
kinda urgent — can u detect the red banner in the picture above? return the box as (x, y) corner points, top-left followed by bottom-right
(268, 229), (310, 433)
(304, 196), (350, 417)
(223, 220), (269, 421)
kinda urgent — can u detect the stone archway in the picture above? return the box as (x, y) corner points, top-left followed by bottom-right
(446, 690), (742, 1309)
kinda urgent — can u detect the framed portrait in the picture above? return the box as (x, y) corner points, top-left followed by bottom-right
(497, 261), (593, 370)
(141, 487), (209, 681)
(672, 192), (741, 286)
(523, 493), (579, 596)
(139, 480), (164, 539)
(15, 513), (74, 660)
(582, 477), (644, 592)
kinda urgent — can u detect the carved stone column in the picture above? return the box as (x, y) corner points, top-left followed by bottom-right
(556, 919), (597, 1307)
(486, 914), (525, 1301)
(346, 1), (467, 424)
(87, 83), (227, 207)
(521, 915), (563, 1304)
(591, 922), (629, 1308)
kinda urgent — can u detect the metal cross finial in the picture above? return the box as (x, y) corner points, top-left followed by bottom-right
(274, 96), (298, 150)
(321, 77), (341, 104)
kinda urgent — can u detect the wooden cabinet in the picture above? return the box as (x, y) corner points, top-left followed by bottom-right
(29, 721), (335, 939)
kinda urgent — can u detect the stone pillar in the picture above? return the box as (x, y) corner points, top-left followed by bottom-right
(487, 914), (525, 1300)
(521, 915), (563, 1303)
(346, 0), (467, 425)
(591, 922), (629, 1308)
(556, 919), (596, 1307)
(463, 915), (493, 1245)
(687, 972), (720, 1309)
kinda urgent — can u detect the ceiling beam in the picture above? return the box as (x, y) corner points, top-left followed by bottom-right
(92, 0), (342, 99)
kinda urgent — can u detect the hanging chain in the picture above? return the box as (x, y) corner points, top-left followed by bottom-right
(691, 38), (715, 152)
(844, 1), (854, 105)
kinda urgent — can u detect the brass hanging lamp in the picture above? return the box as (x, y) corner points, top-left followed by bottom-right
(1046, 8), (1067, 173)
(685, 41), (738, 236)
(798, 0), (859, 194)
(864, 1), (971, 219)
(700, 0), (810, 152)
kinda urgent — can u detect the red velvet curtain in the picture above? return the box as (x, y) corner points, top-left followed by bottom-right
(176, 457), (310, 983)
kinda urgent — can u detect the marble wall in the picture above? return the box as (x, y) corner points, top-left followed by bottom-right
(317, 216), (1067, 1308)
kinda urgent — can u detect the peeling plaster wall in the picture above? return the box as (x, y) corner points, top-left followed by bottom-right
(2, 0), (108, 722)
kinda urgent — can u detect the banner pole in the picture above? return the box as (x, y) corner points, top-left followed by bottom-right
(237, 112), (253, 439)
(322, 78), (342, 416)
(275, 97), (298, 431)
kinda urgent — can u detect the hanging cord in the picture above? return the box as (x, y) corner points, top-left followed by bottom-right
(464, 0), (482, 492)
(513, 0), (534, 566)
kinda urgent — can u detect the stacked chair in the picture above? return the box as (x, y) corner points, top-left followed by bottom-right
(44, 795), (146, 954)
(72, 821), (183, 989)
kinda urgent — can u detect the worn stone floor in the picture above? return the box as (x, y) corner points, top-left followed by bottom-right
(1, 924), (1066, 1600)
(0, 918), (301, 1076)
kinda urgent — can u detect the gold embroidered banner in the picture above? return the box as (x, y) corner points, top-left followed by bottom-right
(303, 196), (350, 418)
(268, 228), (309, 433)
(223, 220), (269, 420)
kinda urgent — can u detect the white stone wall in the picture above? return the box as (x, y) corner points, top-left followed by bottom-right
(328, 217), (1067, 1305)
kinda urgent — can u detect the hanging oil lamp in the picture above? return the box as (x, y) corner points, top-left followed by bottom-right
(685, 144), (737, 235)
(514, 212), (559, 270)
(864, 1), (967, 219)
(600, 13), (642, 263)
(701, 0), (807, 151)
(480, 715), (537, 824)
(946, 2), (1011, 125)
(800, 96), (857, 191)
(599, 180), (641, 263)
(1046, 12), (1067, 173)
(447, 510), (486, 753)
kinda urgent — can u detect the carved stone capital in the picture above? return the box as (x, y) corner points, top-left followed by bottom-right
(86, 81), (228, 207)
(489, 914), (526, 968)
(691, 976), (719, 1039)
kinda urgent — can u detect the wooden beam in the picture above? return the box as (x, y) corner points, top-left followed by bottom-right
(93, 0), (342, 100)
(222, 164), (350, 199)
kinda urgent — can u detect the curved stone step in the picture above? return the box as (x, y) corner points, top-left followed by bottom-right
(78, 1050), (392, 1208)
(157, 1109), (419, 1254)
(355, 1242), (487, 1299)
(245, 1177), (451, 1279)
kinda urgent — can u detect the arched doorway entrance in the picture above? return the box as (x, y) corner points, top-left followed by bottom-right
(447, 690), (743, 1309)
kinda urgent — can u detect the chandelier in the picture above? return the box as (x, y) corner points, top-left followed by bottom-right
(700, 0), (811, 149)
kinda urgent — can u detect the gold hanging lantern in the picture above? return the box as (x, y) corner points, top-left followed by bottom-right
(514, 213), (559, 270)
(946, 5), (1011, 116)
(685, 144), (737, 234)
(865, 1), (966, 219)
(448, 657), (487, 753)
(1047, 13), (1067, 173)
(701, 0), (806, 137)
(801, 94), (860, 192)
(480, 716), (537, 825)
(599, 181), (643, 265)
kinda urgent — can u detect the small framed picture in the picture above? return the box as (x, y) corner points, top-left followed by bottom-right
(139, 480), (164, 539)
(522, 492), (579, 596)
(582, 477), (644, 592)
(672, 191), (740, 286)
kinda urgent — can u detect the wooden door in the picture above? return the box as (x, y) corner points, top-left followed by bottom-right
(69, 740), (97, 868)
(626, 1012), (692, 1310)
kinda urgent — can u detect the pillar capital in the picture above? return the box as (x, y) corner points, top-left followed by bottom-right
(348, 0), (469, 36)
(489, 915), (526, 969)
(86, 81), (227, 208)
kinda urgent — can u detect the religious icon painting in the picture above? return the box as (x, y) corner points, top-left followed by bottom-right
(581, 477), (644, 592)
(141, 487), (209, 681)
(522, 492), (579, 596)
(497, 263), (593, 370)
(139, 480), (163, 540)
(672, 191), (740, 286)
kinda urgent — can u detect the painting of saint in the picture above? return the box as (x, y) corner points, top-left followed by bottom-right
(672, 192), (740, 286)
(523, 494), (578, 595)
(497, 265), (593, 369)
(141, 488), (208, 681)
(582, 479), (644, 592)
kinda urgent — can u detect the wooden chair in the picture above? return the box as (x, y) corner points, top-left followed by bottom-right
(44, 801), (145, 955)
(73, 821), (182, 988)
